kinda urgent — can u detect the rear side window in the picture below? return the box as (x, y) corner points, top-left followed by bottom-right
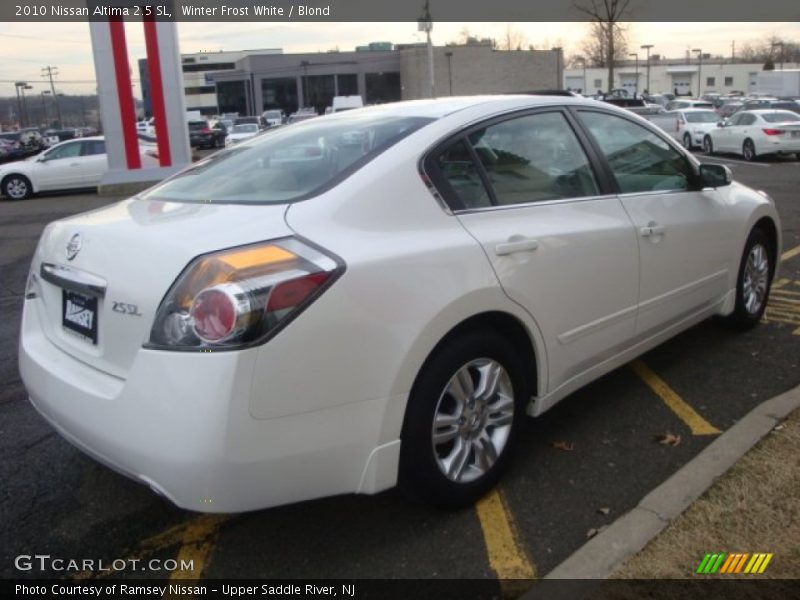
(144, 114), (433, 204)
(578, 111), (694, 194)
(430, 111), (599, 210)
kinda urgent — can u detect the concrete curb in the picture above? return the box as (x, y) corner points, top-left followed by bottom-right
(543, 383), (800, 580)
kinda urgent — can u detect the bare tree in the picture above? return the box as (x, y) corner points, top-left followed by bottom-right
(574, 0), (633, 92)
(498, 24), (528, 51)
(579, 21), (629, 69)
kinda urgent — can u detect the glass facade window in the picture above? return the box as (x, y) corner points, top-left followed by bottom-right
(365, 72), (401, 104)
(337, 74), (358, 96)
(261, 78), (299, 116)
(217, 81), (247, 115)
(182, 62), (236, 73)
(302, 74), (336, 114)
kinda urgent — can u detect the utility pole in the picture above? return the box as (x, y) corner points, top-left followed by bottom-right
(418, 0), (435, 98)
(41, 66), (63, 127)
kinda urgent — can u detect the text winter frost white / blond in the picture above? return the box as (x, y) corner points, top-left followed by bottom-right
(181, 5), (331, 16)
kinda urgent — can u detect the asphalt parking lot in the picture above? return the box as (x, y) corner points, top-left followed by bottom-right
(1, 153), (799, 588)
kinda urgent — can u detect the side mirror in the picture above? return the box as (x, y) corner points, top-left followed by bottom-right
(699, 163), (732, 188)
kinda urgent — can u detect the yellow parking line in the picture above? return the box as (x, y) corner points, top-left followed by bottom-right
(169, 515), (225, 580)
(630, 360), (721, 436)
(72, 515), (229, 580)
(782, 244), (800, 262)
(475, 488), (536, 596)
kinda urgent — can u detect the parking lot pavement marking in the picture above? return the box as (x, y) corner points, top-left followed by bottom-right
(767, 279), (800, 335)
(782, 243), (800, 263)
(169, 515), (226, 580)
(71, 515), (230, 580)
(475, 488), (536, 593)
(630, 360), (721, 436)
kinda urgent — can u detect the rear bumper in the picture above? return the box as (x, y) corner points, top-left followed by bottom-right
(18, 299), (395, 512)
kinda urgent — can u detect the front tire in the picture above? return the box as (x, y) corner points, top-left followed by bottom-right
(703, 136), (714, 155)
(723, 228), (773, 330)
(743, 139), (757, 161)
(2, 174), (32, 200)
(399, 329), (527, 508)
(683, 133), (693, 150)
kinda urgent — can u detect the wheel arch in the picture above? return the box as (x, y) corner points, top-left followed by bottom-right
(752, 215), (780, 274)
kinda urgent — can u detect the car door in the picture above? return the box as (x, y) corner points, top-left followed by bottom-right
(574, 109), (736, 336)
(729, 113), (757, 155)
(428, 109), (640, 392)
(34, 140), (85, 190)
(714, 112), (741, 152)
(78, 139), (109, 185)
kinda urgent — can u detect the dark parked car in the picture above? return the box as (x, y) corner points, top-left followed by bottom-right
(188, 120), (227, 149)
(0, 131), (44, 163)
(733, 99), (800, 115)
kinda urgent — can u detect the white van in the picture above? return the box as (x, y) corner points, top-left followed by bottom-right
(331, 95), (364, 113)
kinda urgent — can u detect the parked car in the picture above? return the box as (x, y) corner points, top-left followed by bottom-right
(703, 109), (800, 160)
(665, 99), (714, 111)
(716, 99), (744, 118)
(228, 123), (261, 144)
(732, 98), (800, 116)
(287, 108), (319, 124)
(187, 120), (227, 149)
(0, 130), (45, 162)
(647, 108), (721, 149)
(233, 116), (265, 129)
(261, 109), (285, 127)
(0, 136), (157, 199)
(19, 96), (781, 513)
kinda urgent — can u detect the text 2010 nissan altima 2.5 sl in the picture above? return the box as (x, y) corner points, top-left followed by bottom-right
(20, 96), (781, 512)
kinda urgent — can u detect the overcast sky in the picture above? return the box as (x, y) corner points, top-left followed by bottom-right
(1, 21), (798, 97)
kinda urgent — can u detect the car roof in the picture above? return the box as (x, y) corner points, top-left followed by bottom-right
(746, 109), (800, 116)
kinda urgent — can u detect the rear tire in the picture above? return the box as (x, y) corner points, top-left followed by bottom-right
(722, 228), (773, 330)
(703, 136), (714, 155)
(2, 174), (32, 200)
(399, 329), (527, 508)
(743, 139), (757, 161)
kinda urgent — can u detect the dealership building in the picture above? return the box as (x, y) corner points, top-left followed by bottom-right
(563, 56), (800, 97)
(138, 43), (563, 117)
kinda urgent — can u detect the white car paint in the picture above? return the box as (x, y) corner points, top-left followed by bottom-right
(0, 136), (158, 199)
(228, 124), (260, 144)
(19, 96), (781, 512)
(706, 109), (800, 159)
(648, 108), (721, 149)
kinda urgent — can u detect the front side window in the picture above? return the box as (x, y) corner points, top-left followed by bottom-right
(82, 140), (106, 156)
(143, 114), (433, 204)
(685, 112), (720, 124)
(468, 112), (599, 206)
(739, 114), (757, 126)
(578, 111), (694, 194)
(44, 142), (81, 160)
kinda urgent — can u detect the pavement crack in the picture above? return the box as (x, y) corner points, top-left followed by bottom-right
(637, 505), (670, 524)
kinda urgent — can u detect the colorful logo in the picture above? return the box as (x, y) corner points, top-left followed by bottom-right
(696, 552), (773, 574)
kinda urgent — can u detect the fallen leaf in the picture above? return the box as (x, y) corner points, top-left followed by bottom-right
(586, 526), (607, 539)
(597, 507), (611, 515)
(552, 441), (575, 452)
(654, 432), (682, 446)
(773, 424), (785, 432)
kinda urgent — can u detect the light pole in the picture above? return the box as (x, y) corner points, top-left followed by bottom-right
(445, 51), (453, 95)
(417, 0), (435, 98)
(40, 90), (51, 126)
(628, 53), (639, 97)
(772, 41), (785, 71)
(20, 84), (33, 128)
(14, 82), (25, 127)
(693, 48), (703, 97)
(575, 56), (587, 94)
(640, 44), (654, 94)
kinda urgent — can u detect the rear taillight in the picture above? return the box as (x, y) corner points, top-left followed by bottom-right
(762, 128), (784, 136)
(147, 238), (344, 351)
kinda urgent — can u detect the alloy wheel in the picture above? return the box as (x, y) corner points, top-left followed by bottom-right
(742, 243), (769, 315)
(4, 177), (29, 199)
(431, 358), (515, 483)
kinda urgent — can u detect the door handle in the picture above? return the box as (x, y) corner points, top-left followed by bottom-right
(495, 237), (539, 256)
(640, 223), (666, 237)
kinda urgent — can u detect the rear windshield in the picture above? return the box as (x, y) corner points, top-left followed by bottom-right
(761, 112), (800, 123)
(685, 112), (720, 123)
(142, 114), (434, 204)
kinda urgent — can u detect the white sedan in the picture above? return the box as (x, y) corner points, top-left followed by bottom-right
(648, 108), (721, 150)
(228, 123), (261, 144)
(20, 96), (781, 512)
(0, 136), (157, 200)
(703, 109), (800, 160)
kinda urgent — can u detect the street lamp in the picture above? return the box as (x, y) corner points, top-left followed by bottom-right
(445, 51), (453, 95)
(640, 44), (654, 94)
(628, 52), (639, 97)
(417, 0), (435, 98)
(14, 82), (25, 127)
(772, 41), (785, 71)
(40, 90), (51, 126)
(693, 48), (703, 97)
(575, 55), (587, 94)
(20, 84), (33, 128)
